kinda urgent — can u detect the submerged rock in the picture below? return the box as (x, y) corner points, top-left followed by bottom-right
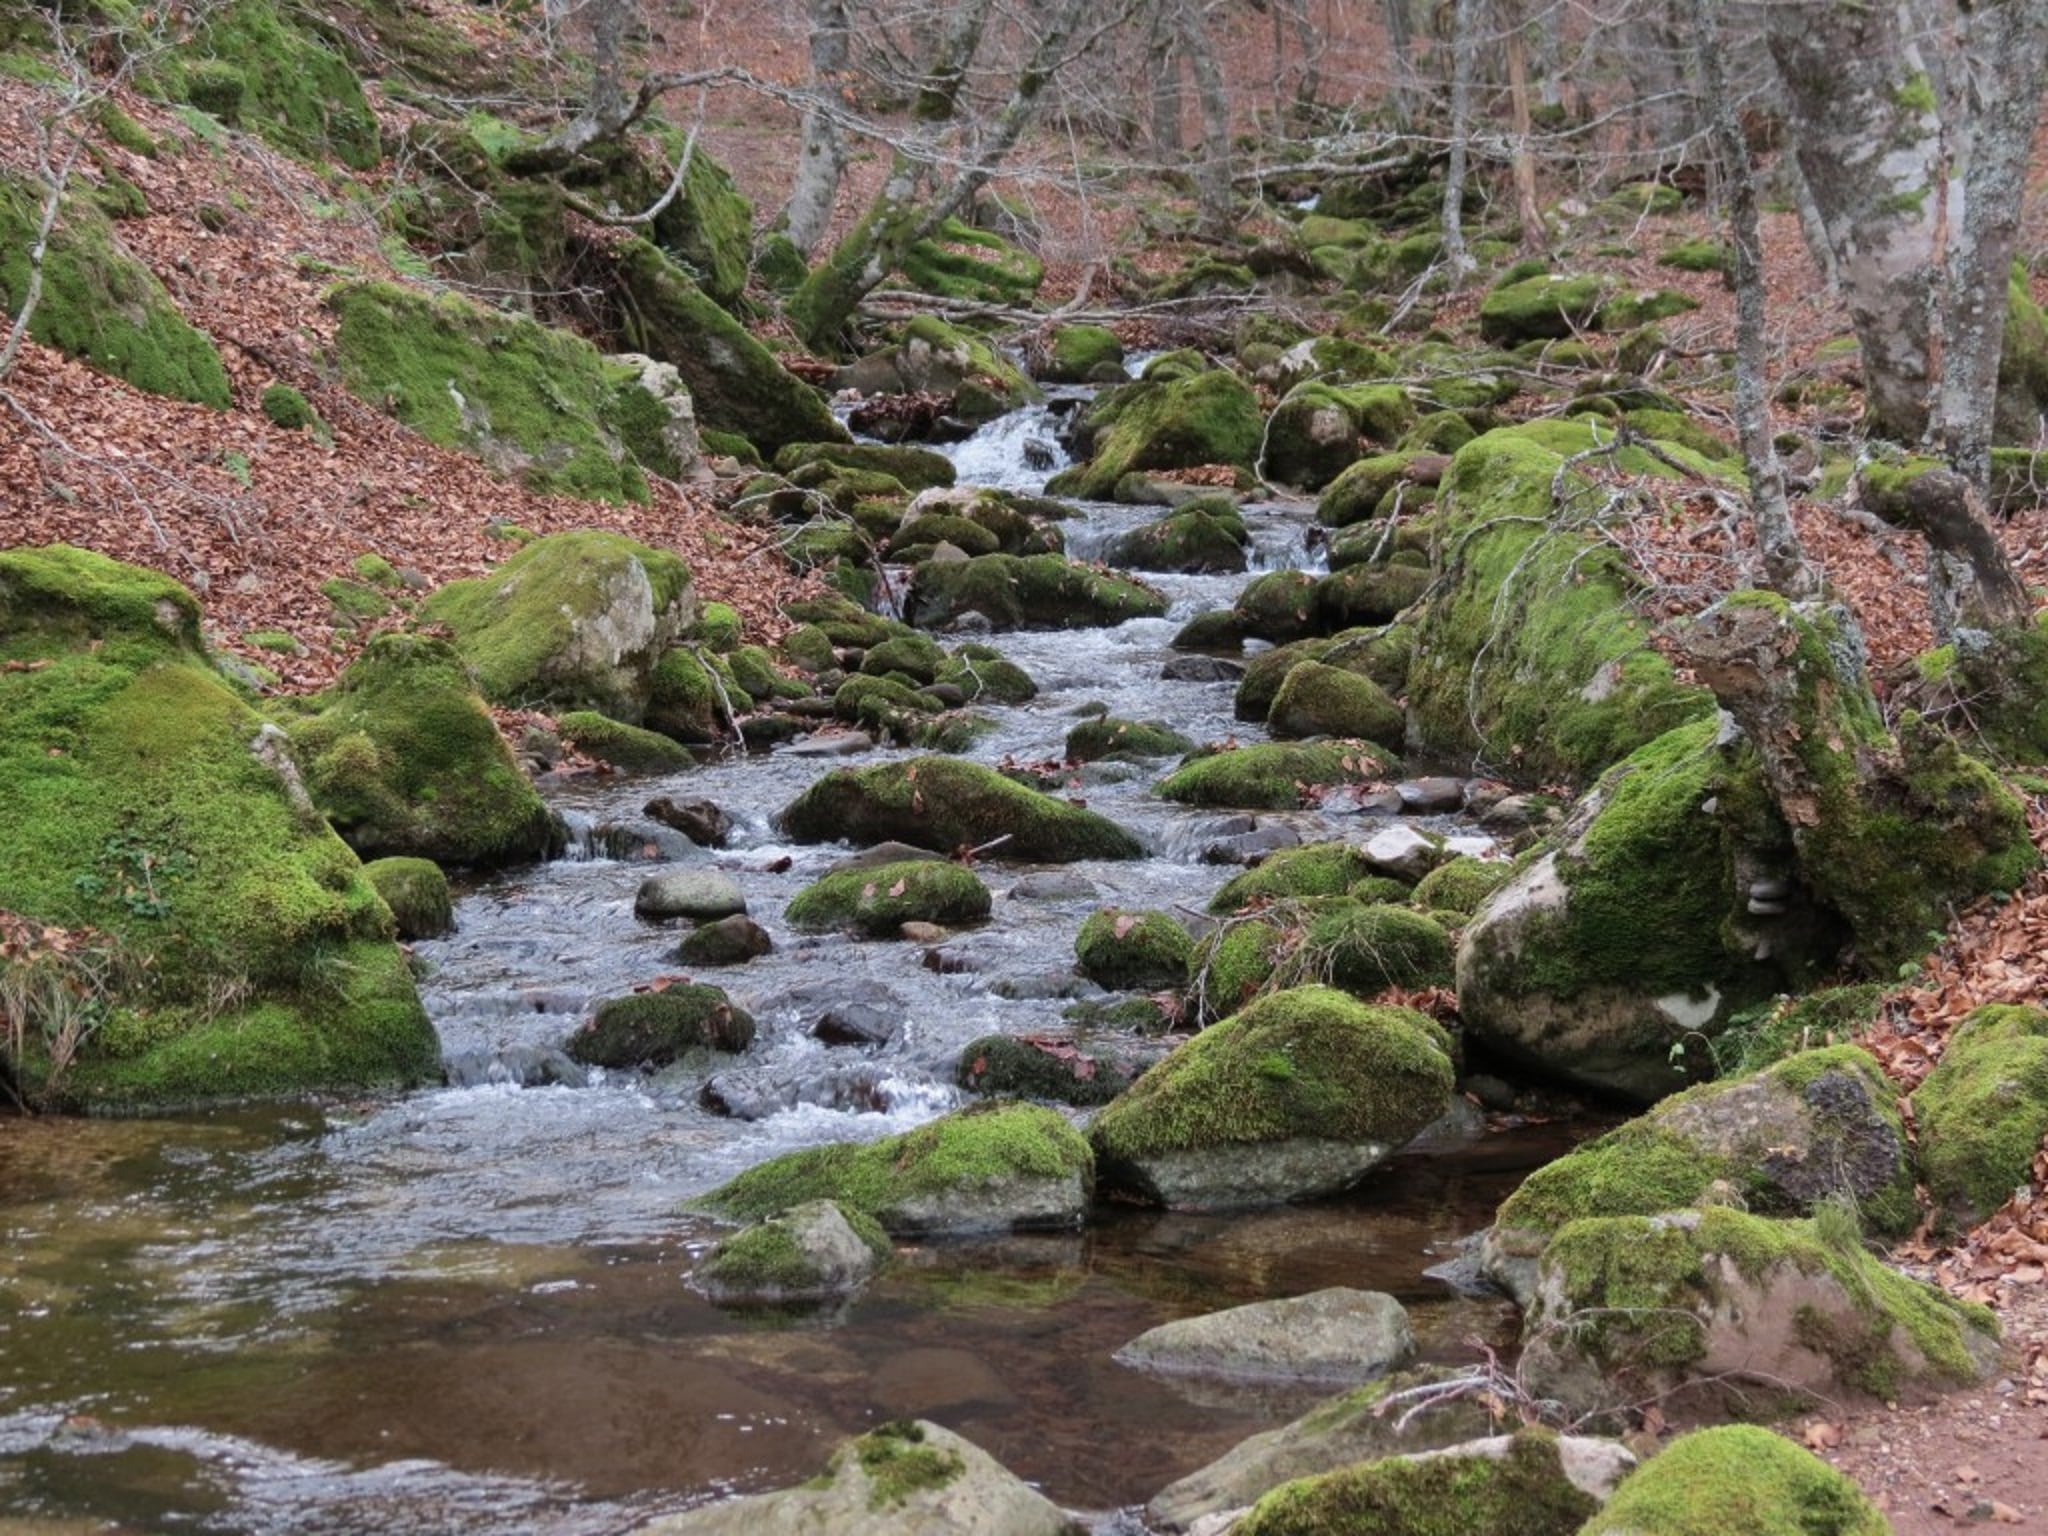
(1116, 1288), (1414, 1384)
(633, 1420), (1079, 1535)
(1090, 986), (1454, 1209)
(691, 1200), (891, 1305)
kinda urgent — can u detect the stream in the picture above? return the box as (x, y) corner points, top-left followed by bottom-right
(0, 397), (1590, 1533)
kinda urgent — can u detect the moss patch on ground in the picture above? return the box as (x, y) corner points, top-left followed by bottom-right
(1581, 1426), (1888, 1536)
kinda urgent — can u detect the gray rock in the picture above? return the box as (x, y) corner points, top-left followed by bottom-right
(1360, 824), (1444, 880)
(758, 980), (907, 1046)
(635, 869), (747, 921)
(1111, 1138), (1401, 1212)
(634, 1420), (1080, 1535)
(1144, 1365), (1503, 1532)
(1315, 784), (1407, 816)
(691, 1200), (888, 1305)
(827, 841), (949, 874)
(1396, 776), (1466, 814)
(678, 914), (773, 967)
(584, 819), (698, 861)
(644, 796), (733, 847)
(1162, 655), (1247, 683)
(783, 729), (875, 757)
(1115, 1288), (1414, 1384)
(1007, 871), (1101, 902)
(1201, 823), (1303, 865)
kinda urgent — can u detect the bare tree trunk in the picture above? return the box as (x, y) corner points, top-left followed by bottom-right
(1180, 0), (1236, 240)
(1285, 0), (1321, 107)
(1503, 0), (1545, 254)
(1762, 1), (1944, 443)
(1688, 0), (1813, 600)
(1441, 0), (1481, 276)
(780, 0), (852, 256)
(1146, 0), (1183, 153)
(1381, 0), (1418, 128)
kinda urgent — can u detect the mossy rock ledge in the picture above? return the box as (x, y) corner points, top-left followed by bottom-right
(418, 530), (695, 722)
(1047, 367), (1264, 501)
(697, 1102), (1094, 1236)
(1519, 1206), (1999, 1420)
(0, 546), (438, 1110)
(1456, 716), (1827, 1104)
(777, 756), (1143, 863)
(286, 634), (560, 866)
(631, 1419), (1078, 1536)
(1480, 1045), (1918, 1306)
(784, 859), (993, 937)
(1233, 1427), (1632, 1536)
(1579, 1425), (1889, 1536)
(1089, 986), (1454, 1210)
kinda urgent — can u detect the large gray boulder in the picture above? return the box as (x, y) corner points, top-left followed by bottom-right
(1115, 1289), (1413, 1384)
(635, 1420), (1080, 1535)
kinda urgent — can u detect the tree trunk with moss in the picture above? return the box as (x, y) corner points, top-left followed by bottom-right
(1680, 593), (2035, 971)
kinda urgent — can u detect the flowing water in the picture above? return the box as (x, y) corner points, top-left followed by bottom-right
(0, 402), (1589, 1533)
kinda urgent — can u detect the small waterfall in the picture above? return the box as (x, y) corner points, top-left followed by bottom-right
(938, 404), (1072, 492)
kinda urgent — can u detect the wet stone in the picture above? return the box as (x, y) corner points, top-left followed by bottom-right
(1161, 654), (1247, 683)
(1201, 823), (1303, 866)
(1315, 784), (1406, 816)
(635, 869), (748, 921)
(644, 796), (734, 848)
(678, 914), (773, 967)
(758, 980), (907, 1046)
(827, 841), (948, 873)
(782, 728), (875, 757)
(1006, 871), (1100, 902)
(1395, 777), (1466, 814)
(583, 820), (698, 861)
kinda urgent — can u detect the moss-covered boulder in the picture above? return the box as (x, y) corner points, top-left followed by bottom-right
(362, 856), (454, 940)
(839, 315), (1039, 423)
(1304, 902), (1454, 994)
(1037, 322), (1126, 383)
(162, 0), (380, 167)
(1311, 560), (1432, 632)
(1159, 741), (1394, 811)
(418, 530), (695, 722)
(1075, 908), (1194, 990)
(1065, 716), (1193, 763)
(634, 1419), (1075, 1535)
(690, 1199), (890, 1306)
(1912, 1004), (2048, 1231)
(1456, 716), (1824, 1103)
(1233, 1428), (1621, 1536)
(778, 756), (1142, 862)
(1521, 1207), (1999, 1418)
(777, 440), (957, 494)
(0, 546), (437, 1110)
(1104, 505), (1250, 574)
(1263, 382), (1416, 491)
(646, 648), (726, 744)
(956, 1032), (1156, 1108)
(1090, 986), (1454, 1209)
(1408, 856), (1510, 915)
(284, 634), (559, 866)
(555, 710), (693, 773)
(0, 174), (230, 408)
(1580, 1426), (1888, 1536)
(566, 985), (754, 1069)
(1144, 1366), (1507, 1532)
(1208, 843), (1377, 913)
(1482, 1046), (1918, 1304)
(785, 859), (992, 937)
(1477, 273), (1613, 344)
(906, 553), (1167, 631)
(899, 217), (1043, 304)
(1317, 451), (1433, 529)
(1048, 370), (1264, 500)
(329, 280), (694, 501)
(698, 1101), (1094, 1234)
(1267, 661), (1405, 748)
(1232, 570), (1323, 644)
(1407, 430), (1713, 781)
(614, 238), (848, 452)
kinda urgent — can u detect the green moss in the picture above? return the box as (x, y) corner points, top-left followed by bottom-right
(1076, 908), (1194, 989)
(1066, 716), (1193, 762)
(1478, 274), (1612, 344)
(287, 634), (558, 866)
(1499, 1119), (1730, 1239)
(1158, 741), (1393, 810)
(159, 0), (381, 168)
(1106, 506), (1249, 574)
(95, 101), (158, 157)
(319, 578), (390, 627)
(1048, 370), (1264, 500)
(1583, 1426), (1886, 1536)
(1209, 843), (1373, 913)
(779, 755), (1143, 862)
(1235, 1427), (1599, 1536)
(1410, 856), (1510, 915)
(417, 530), (692, 719)
(1042, 323), (1125, 383)
(785, 859), (992, 937)
(556, 710), (692, 773)
(243, 629), (301, 655)
(853, 1421), (967, 1510)
(1408, 431), (1714, 781)
(0, 547), (436, 1110)
(648, 648), (723, 743)
(362, 855), (453, 939)
(1713, 985), (1888, 1076)
(957, 1033), (1137, 1107)
(0, 174), (231, 408)
(1913, 1004), (2048, 1228)
(567, 985), (754, 1068)
(1267, 661), (1405, 747)
(329, 281), (668, 502)
(699, 1102), (1093, 1231)
(1658, 238), (1730, 274)
(935, 646), (1036, 705)
(1092, 986), (1452, 1165)
(1597, 288), (1700, 330)
(1264, 382), (1418, 490)
(899, 217), (1044, 304)
(1192, 919), (1287, 1020)
(1303, 902), (1454, 993)
(776, 441), (956, 494)
(906, 553), (1167, 631)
